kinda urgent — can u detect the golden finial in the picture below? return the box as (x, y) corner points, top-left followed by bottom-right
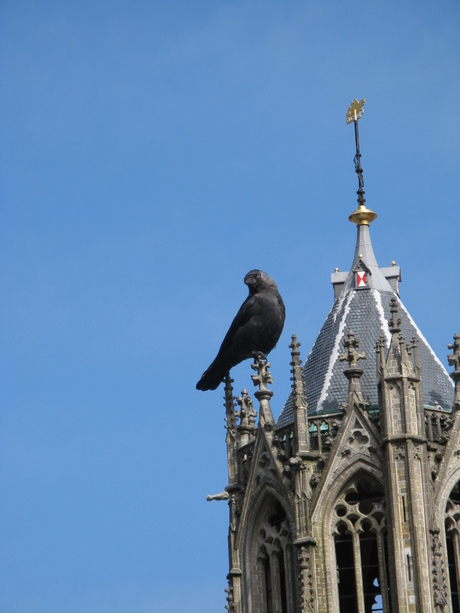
(334, 267), (339, 273)
(391, 260), (396, 266)
(349, 205), (377, 226)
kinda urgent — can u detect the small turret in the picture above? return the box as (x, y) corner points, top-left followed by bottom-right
(378, 298), (433, 612)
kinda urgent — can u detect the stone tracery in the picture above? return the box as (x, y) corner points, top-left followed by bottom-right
(331, 477), (389, 613)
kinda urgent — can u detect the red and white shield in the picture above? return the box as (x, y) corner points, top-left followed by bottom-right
(356, 271), (367, 287)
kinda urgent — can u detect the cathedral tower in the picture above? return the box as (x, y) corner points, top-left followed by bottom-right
(207, 101), (458, 613)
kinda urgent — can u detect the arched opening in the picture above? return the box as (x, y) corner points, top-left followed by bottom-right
(445, 480), (460, 611)
(249, 496), (294, 613)
(360, 523), (382, 612)
(332, 475), (391, 613)
(336, 523), (357, 612)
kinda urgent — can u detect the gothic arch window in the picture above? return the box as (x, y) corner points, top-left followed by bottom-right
(331, 476), (391, 613)
(445, 480), (460, 611)
(249, 496), (295, 613)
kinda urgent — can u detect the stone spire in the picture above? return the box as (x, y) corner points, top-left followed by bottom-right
(224, 374), (239, 486)
(251, 356), (275, 428)
(289, 335), (309, 454)
(277, 100), (452, 427)
(379, 297), (423, 411)
(222, 375), (243, 612)
(345, 98), (395, 294)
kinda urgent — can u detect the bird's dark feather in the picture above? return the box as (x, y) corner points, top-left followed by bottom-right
(196, 270), (285, 391)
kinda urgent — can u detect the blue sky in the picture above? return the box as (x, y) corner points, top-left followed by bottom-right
(1, 1), (459, 612)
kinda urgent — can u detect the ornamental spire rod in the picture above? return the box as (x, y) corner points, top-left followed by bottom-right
(346, 98), (377, 227)
(346, 98), (366, 207)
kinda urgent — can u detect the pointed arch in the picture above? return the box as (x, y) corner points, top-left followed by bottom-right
(435, 468), (460, 612)
(312, 463), (390, 612)
(240, 486), (297, 613)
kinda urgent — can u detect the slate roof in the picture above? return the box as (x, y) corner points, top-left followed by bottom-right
(277, 224), (454, 429)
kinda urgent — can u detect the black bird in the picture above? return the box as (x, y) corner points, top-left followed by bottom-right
(196, 270), (286, 391)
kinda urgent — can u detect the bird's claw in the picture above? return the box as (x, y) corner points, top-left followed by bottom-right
(252, 351), (267, 363)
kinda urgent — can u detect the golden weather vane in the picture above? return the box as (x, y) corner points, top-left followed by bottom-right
(346, 98), (366, 124)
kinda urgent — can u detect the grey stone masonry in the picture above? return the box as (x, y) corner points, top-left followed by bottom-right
(377, 298), (433, 612)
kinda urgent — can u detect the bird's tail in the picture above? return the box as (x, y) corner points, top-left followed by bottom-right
(196, 356), (230, 391)
(196, 367), (225, 391)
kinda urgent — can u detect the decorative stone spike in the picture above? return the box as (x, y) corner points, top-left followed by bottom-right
(399, 333), (414, 375)
(411, 337), (417, 359)
(290, 335), (304, 396)
(223, 374), (239, 485)
(411, 337), (421, 376)
(448, 333), (460, 409)
(376, 336), (386, 380)
(251, 356), (275, 427)
(290, 334), (309, 454)
(224, 374), (237, 436)
(384, 299), (420, 379)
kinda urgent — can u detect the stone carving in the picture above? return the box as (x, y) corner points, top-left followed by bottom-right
(254, 444), (277, 486)
(394, 444), (405, 461)
(332, 480), (386, 540)
(448, 333), (460, 373)
(348, 429), (370, 450)
(251, 356), (273, 393)
(412, 442), (422, 462)
(229, 492), (241, 533)
(430, 528), (448, 607)
(236, 388), (257, 448)
(225, 580), (234, 613)
(236, 389), (257, 430)
(297, 543), (315, 613)
(239, 446), (254, 484)
(388, 297), (402, 334)
(339, 330), (366, 368)
(207, 491), (229, 502)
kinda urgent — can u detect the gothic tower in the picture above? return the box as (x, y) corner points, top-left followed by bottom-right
(207, 103), (459, 613)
